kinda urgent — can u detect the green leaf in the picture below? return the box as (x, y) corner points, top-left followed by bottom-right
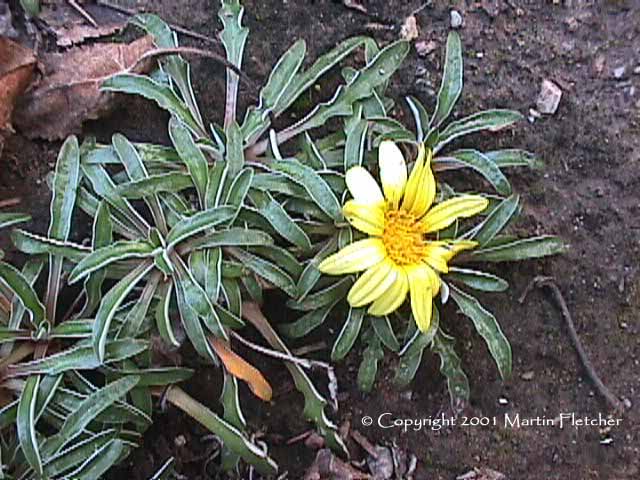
(105, 367), (193, 387)
(225, 121), (244, 177)
(230, 249), (297, 297)
(248, 191), (312, 251)
(343, 118), (368, 170)
(101, 74), (200, 134)
(276, 36), (372, 117)
(165, 206), (236, 247)
(288, 277), (352, 311)
(470, 236), (567, 262)
(447, 268), (509, 292)
(219, 0), (249, 126)
(205, 163), (228, 209)
(430, 31), (462, 128)
(357, 335), (384, 392)
(241, 39), (307, 143)
(432, 327), (470, 411)
(169, 117), (209, 206)
(441, 149), (511, 195)
(0, 212), (30, 230)
(42, 430), (118, 478)
(225, 167), (253, 209)
(118, 271), (160, 338)
(116, 172), (194, 198)
(331, 307), (365, 361)
(271, 159), (342, 221)
(469, 194), (520, 246)
(20, 0), (40, 17)
(17, 375), (43, 476)
(12, 340), (148, 376)
(49, 137), (80, 241)
(394, 308), (439, 387)
(40, 377), (139, 461)
(93, 262), (154, 362)
(371, 316), (399, 352)
(405, 95), (430, 142)
(11, 229), (89, 262)
(280, 303), (335, 338)
(449, 286), (511, 380)
(155, 282), (180, 347)
(184, 228), (273, 252)
(0, 262), (46, 325)
(433, 110), (524, 154)
(69, 240), (155, 284)
(485, 149), (542, 169)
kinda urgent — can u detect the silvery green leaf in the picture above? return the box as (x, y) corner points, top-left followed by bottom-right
(405, 95), (430, 142)
(485, 149), (543, 169)
(437, 149), (511, 195)
(225, 167), (253, 210)
(205, 163), (229, 209)
(432, 110), (524, 154)
(447, 267), (509, 292)
(449, 285), (511, 380)
(296, 236), (338, 301)
(288, 277), (352, 311)
(225, 121), (244, 177)
(0, 262), (45, 326)
(17, 375), (43, 476)
(221, 278), (241, 319)
(183, 228), (273, 252)
(174, 278), (218, 362)
(219, 0), (249, 127)
(470, 236), (568, 262)
(249, 244), (303, 279)
(165, 206), (236, 247)
(11, 229), (89, 262)
(394, 308), (439, 387)
(219, 372), (245, 470)
(104, 366), (193, 387)
(242, 39), (307, 143)
(468, 194), (520, 246)
(230, 249), (297, 297)
(118, 271), (161, 338)
(68, 240), (155, 284)
(371, 316), (399, 352)
(343, 118), (368, 170)
(116, 172), (194, 198)
(42, 430), (118, 478)
(331, 307), (365, 361)
(430, 31), (463, 129)
(102, 74), (201, 134)
(431, 326), (470, 411)
(49, 135), (80, 241)
(155, 282), (180, 347)
(280, 303), (335, 338)
(357, 334), (383, 392)
(169, 117), (209, 206)
(93, 262), (154, 362)
(149, 456), (175, 480)
(0, 213), (30, 230)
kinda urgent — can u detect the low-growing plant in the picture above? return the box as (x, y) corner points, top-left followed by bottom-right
(0, 1), (565, 477)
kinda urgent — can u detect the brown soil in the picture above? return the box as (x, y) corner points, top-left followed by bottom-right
(1, 1), (639, 479)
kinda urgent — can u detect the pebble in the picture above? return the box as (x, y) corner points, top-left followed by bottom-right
(536, 79), (563, 114)
(623, 398), (632, 409)
(450, 10), (463, 29)
(415, 39), (438, 57)
(613, 66), (626, 79)
(400, 15), (419, 41)
(498, 397), (509, 405)
(634, 66), (640, 75)
(521, 371), (535, 381)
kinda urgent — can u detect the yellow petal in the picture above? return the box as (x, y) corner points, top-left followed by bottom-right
(423, 242), (453, 273)
(424, 264), (441, 297)
(442, 240), (477, 261)
(368, 265), (409, 316)
(421, 195), (488, 233)
(378, 141), (407, 208)
(406, 263), (433, 332)
(347, 258), (396, 307)
(343, 200), (385, 236)
(345, 166), (384, 205)
(401, 144), (425, 213)
(318, 238), (386, 275)
(408, 149), (436, 218)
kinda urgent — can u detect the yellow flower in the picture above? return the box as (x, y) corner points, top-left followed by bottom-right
(318, 141), (488, 332)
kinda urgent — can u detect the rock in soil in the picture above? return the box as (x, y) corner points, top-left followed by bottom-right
(536, 79), (562, 114)
(450, 10), (463, 28)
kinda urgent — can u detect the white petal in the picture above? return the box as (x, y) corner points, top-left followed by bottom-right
(345, 166), (384, 205)
(378, 141), (407, 207)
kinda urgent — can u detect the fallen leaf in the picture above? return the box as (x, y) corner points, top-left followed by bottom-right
(0, 37), (36, 155)
(457, 467), (507, 480)
(343, 0), (367, 14)
(400, 15), (419, 41)
(0, 1), (18, 38)
(209, 336), (273, 402)
(13, 35), (155, 140)
(303, 449), (370, 480)
(55, 23), (125, 47)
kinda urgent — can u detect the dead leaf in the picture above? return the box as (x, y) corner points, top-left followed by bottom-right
(343, 0), (368, 14)
(0, 37), (36, 155)
(0, 1), (17, 38)
(457, 467), (507, 480)
(400, 15), (419, 42)
(304, 449), (370, 480)
(209, 336), (273, 402)
(56, 23), (125, 47)
(13, 35), (155, 140)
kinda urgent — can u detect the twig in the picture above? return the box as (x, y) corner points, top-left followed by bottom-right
(229, 330), (320, 370)
(67, 0), (98, 27)
(0, 197), (21, 209)
(519, 276), (626, 413)
(96, 0), (221, 45)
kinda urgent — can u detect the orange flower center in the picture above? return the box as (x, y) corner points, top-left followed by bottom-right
(382, 209), (428, 266)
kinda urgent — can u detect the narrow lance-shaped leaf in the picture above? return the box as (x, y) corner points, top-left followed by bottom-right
(116, 172), (194, 198)
(438, 149), (511, 195)
(17, 375), (43, 476)
(449, 285), (512, 380)
(357, 334), (384, 392)
(468, 194), (520, 246)
(470, 236), (568, 262)
(165, 206), (236, 247)
(169, 117), (209, 207)
(225, 121), (244, 178)
(331, 307), (365, 361)
(93, 262), (154, 362)
(0, 213), (30, 229)
(430, 31), (463, 129)
(394, 309), (440, 387)
(0, 262), (45, 326)
(431, 326), (470, 412)
(11, 229), (90, 262)
(447, 267), (509, 292)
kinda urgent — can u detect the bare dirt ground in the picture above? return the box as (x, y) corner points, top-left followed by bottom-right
(1, 1), (639, 479)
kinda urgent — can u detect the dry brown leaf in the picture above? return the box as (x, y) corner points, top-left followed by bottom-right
(13, 35), (155, 140)
(209, 336), (273, 402)
(56, 23), (125, 47)
(0, 37), (36, 155)
(400, 15), (419, 42)
(303, 449), (370, 480)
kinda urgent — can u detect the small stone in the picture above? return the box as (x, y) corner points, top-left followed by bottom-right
(400, 15), (419, 41)
(521, 371), (535, 381)
(623, 398), (632, 409)
(450, 10), (463, 29)
(498, 397), (509, 405)
(304, 432), (325, 450)
(536, 79), (562, 114)
(613, 66), (626, 79)
(634, 66), (640, 75)
(174, 435), (187, 447)
(415, 39), (437, 57)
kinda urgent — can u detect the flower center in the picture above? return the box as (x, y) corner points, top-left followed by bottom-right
(382, 209), (427, 266)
